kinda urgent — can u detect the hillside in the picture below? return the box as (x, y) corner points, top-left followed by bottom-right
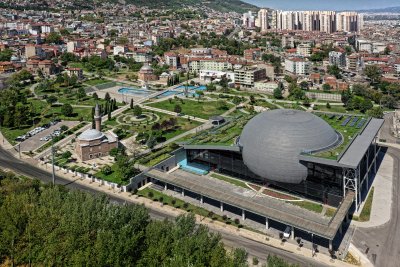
(110, 0), (258, 13)
(0, 0), (257, 13)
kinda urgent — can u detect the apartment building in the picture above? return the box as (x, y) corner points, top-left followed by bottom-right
(329, 51), (346, 67)
(285, 58), (311, 76)
(234, 67), (266, 88)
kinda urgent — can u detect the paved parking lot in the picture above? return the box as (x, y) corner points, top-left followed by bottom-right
(19, 121), (79, 152)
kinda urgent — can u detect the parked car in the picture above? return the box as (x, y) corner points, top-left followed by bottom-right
(283, 226), (291, 239)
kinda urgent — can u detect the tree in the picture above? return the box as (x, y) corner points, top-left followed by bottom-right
(249, 95), (255, 104)
(46, 95), (58, 105)
(232, 96), (242, 105)
(206, 83), (216, 92)
(360, 98), (373, 113)
(217, 100), (228, 110)
(101, 165), (112, 175)
(77, 87), (86, 100)
(130, 99), (134, 109)
(341, 89), (352, 106)
(92, 92), (98, 100)
(0, 49), (13, 61)
(299, 81), (309, 90)
(381, 95), (396, 109)
(133, 105), (142, 117)
(104, 92), (111, 101)
(174, 104), (182, 114)
(273, 86), (283, 99)
(62, 151), (72, 159)
(45, 32), (62, 44)
(61, 104), (73, 117)
(327, 65), (342, 79)
(326, 102), (331, 109)
(367, 106), (384, 118)
(364, 65), (381, 84)
(322, 83), (331, 91)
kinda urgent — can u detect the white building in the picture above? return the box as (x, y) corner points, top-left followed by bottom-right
(329, 51), (346, 67)
(113, 45), (128, 56)
(285, 58), (311, 76)
(258, 9), (269, 32)
(296, 43), (311, 57)
(395, 61), (400, 74)
(275, 10), (362, 33)
(254, 81), (278, 92)
(189, 59), (232, 73)
(243, 11), (255, 28)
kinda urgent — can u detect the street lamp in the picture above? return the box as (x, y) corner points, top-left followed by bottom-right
(51, 135), (55, 185)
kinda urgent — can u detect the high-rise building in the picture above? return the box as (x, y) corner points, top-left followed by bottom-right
(242, 11), (255, 28)
(274, 10), (362, 33)
(258, 9), (269, 32)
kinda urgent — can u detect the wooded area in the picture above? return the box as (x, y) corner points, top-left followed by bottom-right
(0, 174), (248, 266)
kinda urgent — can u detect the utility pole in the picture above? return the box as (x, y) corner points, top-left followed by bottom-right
(51, 136), (55, 185)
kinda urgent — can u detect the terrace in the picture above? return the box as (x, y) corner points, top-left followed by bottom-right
(179, 113), (254, 146)
(307, 113), (369, 160)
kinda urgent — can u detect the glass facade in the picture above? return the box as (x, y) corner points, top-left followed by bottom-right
(186, 148), (345, 206)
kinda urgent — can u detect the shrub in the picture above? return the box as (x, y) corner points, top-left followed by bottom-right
(234, 218), (240, 225)
(183, 202), (189, 209)
(252, 257), (259, 265)
(101, 165), (112, 175)
(147, 191), (154, 198)
(171, 199), (176, 206)
(159, 196), (164, 203)
(222, 215), (227, 221)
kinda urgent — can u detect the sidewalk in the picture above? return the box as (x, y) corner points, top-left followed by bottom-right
(34, 160), (359, 267)
(352, 153), (393, 228)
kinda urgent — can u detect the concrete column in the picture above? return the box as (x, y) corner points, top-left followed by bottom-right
(329, 240), (333, 251)
(242, 209), (246, 220)
(200, 195), (203, 204)
(220, 202), (224, 212)
(182, 189), (185, 197)
(374, 142), (377, 173)
(265, 218), (269, 229)
(164, 183), (167, 190)
(339, 223), (343, 235)
(291, 226), (295, 240)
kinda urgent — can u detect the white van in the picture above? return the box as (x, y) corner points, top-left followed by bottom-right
(283, 226), (291, 238)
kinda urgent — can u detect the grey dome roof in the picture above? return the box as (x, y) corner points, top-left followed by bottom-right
(78, 129), (104, 141)
(240, 109), (340, 184)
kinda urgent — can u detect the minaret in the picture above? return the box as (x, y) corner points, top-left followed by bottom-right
(94, 103), (101, 131)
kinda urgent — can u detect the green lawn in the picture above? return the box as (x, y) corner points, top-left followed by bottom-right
(354, 187), (374, 222)
(180, 113), (254, 146)
(113, 110), (200, 142)
(94, 164), (129, 185)
(84, 78), (110, 86)
(313, 104), (362, 114)
(325, 207), (337, 217)
(312, 113), (366, 159)
(210, 173), (248, 188)
(44, 105), (93, 121)
(288, 201), (323, 214)
(137, 188), (244, 228)
(254, 99), (279, 110)
(146, 99), (233, 119)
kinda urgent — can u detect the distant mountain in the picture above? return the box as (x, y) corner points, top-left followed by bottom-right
(1, 0), (258, 13)
(120, 0), (258, 13)
(356, 6), (400, 13)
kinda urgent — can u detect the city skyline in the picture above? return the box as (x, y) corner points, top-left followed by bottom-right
(243, 0), (400, 11)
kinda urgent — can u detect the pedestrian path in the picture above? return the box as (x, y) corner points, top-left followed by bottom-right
(352, 153), (393, 228)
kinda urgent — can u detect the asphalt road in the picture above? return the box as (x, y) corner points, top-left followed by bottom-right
(352, 147), (400, 267)
(0, 147), (327, 267)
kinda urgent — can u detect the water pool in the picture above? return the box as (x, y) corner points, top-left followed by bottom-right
(175, 85), (207, 91)
(118, 87), (153, 96)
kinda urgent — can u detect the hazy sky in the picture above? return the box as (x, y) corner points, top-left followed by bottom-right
(243, 0), (399, 11)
